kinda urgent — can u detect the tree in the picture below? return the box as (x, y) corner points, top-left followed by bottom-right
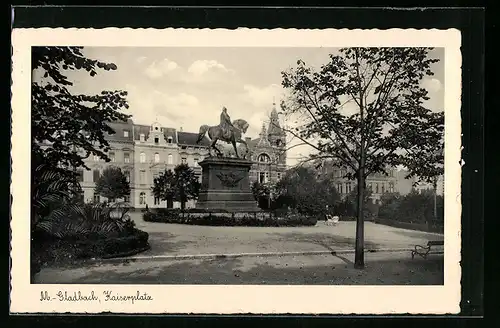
(151, 169), (176, 209)
(274, 166), (341, 216)
(344, 187), (378, 219)
(280, 47), (444, 268)
(251, 181), (271, 209)
(32, 46), (130, 186)
(94, 166), (131, 202)
(152, 164), (201, 210)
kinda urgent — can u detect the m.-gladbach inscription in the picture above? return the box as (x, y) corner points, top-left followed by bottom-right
(40, 291), (100, 302)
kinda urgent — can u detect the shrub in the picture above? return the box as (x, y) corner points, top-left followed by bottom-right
(378, 190), (444, 224)
(35, 228), (150, 267)
(32, 201), (148, 270)
(35, 201), (136, 241)
(143, 209), (317, 227)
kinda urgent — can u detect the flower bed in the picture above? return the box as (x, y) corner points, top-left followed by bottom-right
(143, 209), (318, 227)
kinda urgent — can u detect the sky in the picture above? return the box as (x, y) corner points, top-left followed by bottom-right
(46, 47), (445, 166)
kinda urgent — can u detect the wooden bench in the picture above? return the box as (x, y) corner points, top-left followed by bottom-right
(411, 240), (444, 259)
(325, 215), (339, 226)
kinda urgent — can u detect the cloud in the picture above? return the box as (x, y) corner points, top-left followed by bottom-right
(421, 77), (442, 93)
(136, 56), (147, 64)
(144, 58), (179, 79)
(123, 84), (221, 132)
(243, 83), (284, 108)
(187, 60), (234, 77)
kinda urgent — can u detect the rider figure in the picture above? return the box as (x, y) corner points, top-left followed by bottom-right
(220, 106), (234, 140)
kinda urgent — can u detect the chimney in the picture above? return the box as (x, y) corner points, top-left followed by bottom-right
(179, 126), (183, 132)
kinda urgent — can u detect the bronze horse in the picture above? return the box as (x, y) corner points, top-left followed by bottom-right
(196, 119), (250, 158)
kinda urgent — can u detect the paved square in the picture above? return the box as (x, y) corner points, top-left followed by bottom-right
(130, 213), (444, 258)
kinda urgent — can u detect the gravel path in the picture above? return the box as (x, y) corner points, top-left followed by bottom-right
(130, 213), (444, 257)
(35, 251), (444, 285)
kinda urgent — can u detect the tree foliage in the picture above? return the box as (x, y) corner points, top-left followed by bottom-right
(94, 166), (131, 202)
(274, 166), (341, 216)
(152, 164), (201, 210)
(378, 190), (444, 224)
(280, 47), (444, 182)
(31, 152), (76, 230)
(280, 47), (444, 267)
(251, 181), (272, 209)
(32, 46), (130, 181)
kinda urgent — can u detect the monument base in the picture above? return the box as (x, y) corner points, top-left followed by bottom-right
(196, 157), (260, 212)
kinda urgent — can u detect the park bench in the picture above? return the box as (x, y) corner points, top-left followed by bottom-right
(411, 240), (444, 259)
(325, 215), (339, 226)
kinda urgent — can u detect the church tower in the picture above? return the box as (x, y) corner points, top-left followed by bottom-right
(267, 99), (286, 148)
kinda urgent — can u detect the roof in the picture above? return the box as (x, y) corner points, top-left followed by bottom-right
(132, 124), (178, 143)
(177, 131), (211, 147)
(105, 120), (134, 143)
(247, 137), (260, 148)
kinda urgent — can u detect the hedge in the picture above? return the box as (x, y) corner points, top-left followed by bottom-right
(143, 210), (318, 227)
(374, 217), (444, 234)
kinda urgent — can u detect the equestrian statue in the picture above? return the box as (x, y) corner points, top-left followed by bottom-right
(196, 106), (250, 159)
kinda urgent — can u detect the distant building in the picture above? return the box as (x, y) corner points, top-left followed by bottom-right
(315, 160), (444, 203)
(316, 161), (398, 204)
(394, 169), (444, 196)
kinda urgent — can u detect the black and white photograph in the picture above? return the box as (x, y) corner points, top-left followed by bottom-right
(11, 28), (462, 314)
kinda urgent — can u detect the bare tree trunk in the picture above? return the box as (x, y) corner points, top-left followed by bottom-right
(354, 48), (366, 269)
(431, 177), (438, 231)
(433, 178), (438, 220)
(354, 163), (366, 269)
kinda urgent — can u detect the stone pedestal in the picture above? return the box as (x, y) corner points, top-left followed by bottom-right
(196, 157), (260, 212)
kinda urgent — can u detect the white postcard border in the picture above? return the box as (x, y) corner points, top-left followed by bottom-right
(10, 28), (462, 314)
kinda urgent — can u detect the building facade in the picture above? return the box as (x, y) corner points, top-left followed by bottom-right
(317, 162), (398, 204)
(246, 105), (288, 186)
(316, 161), (444, 204)
(77, 104), (288, 209)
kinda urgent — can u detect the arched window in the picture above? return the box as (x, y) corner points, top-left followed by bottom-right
(258, 153), (271, 163)
(139, 192), (146, 205)
(154, 153), (160, 163)
(167, 154), (173, 164)
(140, 152), (146, 163)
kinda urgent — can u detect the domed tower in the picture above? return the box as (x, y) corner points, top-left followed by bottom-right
(267, 100), (286, 149)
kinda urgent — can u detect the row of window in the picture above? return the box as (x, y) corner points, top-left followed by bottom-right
(334, 169), (395, 178)
(125, 128), (173, 144)
(336, 182), (395, 194)
(93, 152), (131, 163)
(83, 193), (131, 204)
(78, 169), (131, 183)
(79, 167), (204, 185)
(94, 152), (199, 166)
(82, 191), (164, 205)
